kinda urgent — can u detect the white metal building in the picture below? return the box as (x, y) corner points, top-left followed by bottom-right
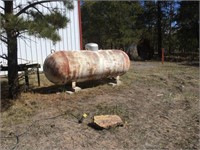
(0, 0), (82, 75)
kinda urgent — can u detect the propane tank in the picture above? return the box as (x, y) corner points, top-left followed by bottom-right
(43, 50), (130, 84)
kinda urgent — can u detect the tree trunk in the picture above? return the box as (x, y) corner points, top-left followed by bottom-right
(7, 34), (19, 99)
(5, 1), (20, 99)
(168, 2), (174, 54)
(157, 1), (162, 58)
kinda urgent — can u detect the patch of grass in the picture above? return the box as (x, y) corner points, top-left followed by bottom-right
(1, 61), (199, 149)
(2, 100), (36, 125)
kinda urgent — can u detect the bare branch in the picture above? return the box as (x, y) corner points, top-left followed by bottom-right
(0, 6), (4, 11)
(39, 3), (66, 13)
(18, 33), (35, 44)
(0, 54), (8, 60)
(16, 0), (67, 17)
(16, 0), (50, 16)
(0, 34), (7, 39)
(0, 35), (7, 44)
(32, 6), (45, 17)
(13, 4), (22, 10)
(39, 3), (53, 13)
(19, 30), (29, 35)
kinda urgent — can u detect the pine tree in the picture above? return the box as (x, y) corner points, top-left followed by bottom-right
(176, 1), (199, 53)
(81, 1), (143, 49)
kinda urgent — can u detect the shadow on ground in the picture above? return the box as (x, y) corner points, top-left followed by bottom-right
(1, 77), (116, 111)
(1, 80), (13, 112)
(33, 78), (115, 94)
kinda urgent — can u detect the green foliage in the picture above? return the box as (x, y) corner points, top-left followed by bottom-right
(2, 12), (69, 42)
(27, 10), (69, 42)
(63, 0), (74, 10)
(176, 1), (199, 52)
(138, 1), (157, 51)
(82, 1), (143, 49)
(81, 1), (199, 54)
(1, 0), (73, 43)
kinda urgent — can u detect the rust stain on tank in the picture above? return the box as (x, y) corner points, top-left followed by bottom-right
(43, 50), (130, 85)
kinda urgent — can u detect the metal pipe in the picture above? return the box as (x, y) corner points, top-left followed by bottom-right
(43, 50), (130, 84)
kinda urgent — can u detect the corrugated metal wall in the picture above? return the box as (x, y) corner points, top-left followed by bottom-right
(0, 0), (81, 75)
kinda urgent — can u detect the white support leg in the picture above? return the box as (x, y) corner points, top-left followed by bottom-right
(66, 81), (82, 94)
(72, 81), (76, 89)
(109, 76), (122, 87)
(115, 76), (122, 85)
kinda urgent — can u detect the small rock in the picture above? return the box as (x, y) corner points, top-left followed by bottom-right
(157, 94), (164, 97)
(65, 91), (74, 95)
(108, 82), (117, 87)
(93, 115), (123, 129)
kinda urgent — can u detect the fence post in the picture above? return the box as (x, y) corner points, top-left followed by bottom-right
(162, 48), (164, 64)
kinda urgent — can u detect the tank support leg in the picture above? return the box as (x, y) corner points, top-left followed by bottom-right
(72, 81), (76, 89)
(65, 82), (81, 94)
(109, 76), (122, 87)
(72, 81), (81, 92)
(115, 76), (122, 85)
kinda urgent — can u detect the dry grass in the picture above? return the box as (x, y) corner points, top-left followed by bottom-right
(0, 61), (199, 149)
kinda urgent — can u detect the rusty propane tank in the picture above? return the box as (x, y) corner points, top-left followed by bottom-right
(43, 50), (130, 84)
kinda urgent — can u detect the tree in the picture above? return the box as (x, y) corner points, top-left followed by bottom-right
(133, 1), (157, 60)
(81, 1), (143, 49)
(157, 1), (162, 58)
(82, 1), (198, 60)
(176, 1), (199, 53)
(139, 1), (179, 57)
(161, 1), (178, 54)
(0, 0), (73, 99)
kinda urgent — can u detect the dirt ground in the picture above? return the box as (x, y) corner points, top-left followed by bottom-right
(0, 61), (199, 150)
